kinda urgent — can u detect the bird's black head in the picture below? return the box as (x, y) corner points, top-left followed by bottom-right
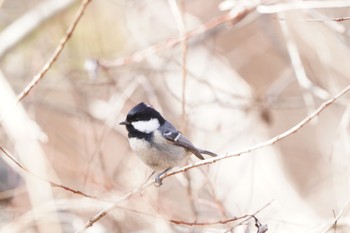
(120, 102), (165, 137)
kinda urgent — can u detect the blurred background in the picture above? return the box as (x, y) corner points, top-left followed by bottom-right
(1, 0), (350, 232)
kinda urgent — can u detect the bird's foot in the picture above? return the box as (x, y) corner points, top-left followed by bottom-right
(154, 175), (163, 187)
(153, 167), (172, 187)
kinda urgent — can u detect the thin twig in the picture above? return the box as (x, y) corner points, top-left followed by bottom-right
(75, 180), (154, 233)
(278, 12), (330, 101)
(170, 215), (248, 226)
(169, 201), (272, 226)
(278, 11), (316, 115)
(0, 145), (101, 200)
(258, 0), (350, 14)
(321, 198), (350, 233)
(276, 16), (350, 22)
(97, 4), (256, 68)
(171, 0), (189, 131)
(17, 0), (92, 101)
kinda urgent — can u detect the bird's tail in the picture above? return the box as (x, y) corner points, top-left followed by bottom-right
(199, 149), (217, 157)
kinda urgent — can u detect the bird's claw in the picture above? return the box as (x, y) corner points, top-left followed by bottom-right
(154, 175), (163, 187)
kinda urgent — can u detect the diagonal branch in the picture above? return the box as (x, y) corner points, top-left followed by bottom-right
(75, 180), (154, 233)
(96, 3), (257, 68)
(17, 0), (92, 101)
(0, 145), (101, 200)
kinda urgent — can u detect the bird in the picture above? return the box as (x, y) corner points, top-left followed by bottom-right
(120, 102), (217, 186)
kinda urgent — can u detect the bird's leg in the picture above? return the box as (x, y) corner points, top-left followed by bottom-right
(154, 167), (172, 187)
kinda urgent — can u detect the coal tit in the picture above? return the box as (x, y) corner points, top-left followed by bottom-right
(120, 102), (217, 185)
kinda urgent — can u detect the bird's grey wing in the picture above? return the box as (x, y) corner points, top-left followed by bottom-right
(159, 122), (205, 160)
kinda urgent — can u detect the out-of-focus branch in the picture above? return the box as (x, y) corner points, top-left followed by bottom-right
(168, 0), (188, 131)
(0, 0), (75, 59)
(17, 0), (92, 101)
(75, 180), (154, 233)
(96, 3), (257, 68)
(279, 11), (315, 112)
(0, 71), (62, 233)
(258, 0), (350, 14)
(278, 11), (330, 116)
(0, 145), (101, 200)
(276, 16), (350, 22)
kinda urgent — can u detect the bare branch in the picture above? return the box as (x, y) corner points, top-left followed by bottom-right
(258, 0), (350, 14)
(276, 16), (350, 22)
(168, 0), (189, 131)
(0, 0), (75, 59)
(75, 180), (154, 233)
(170, 201), (271, 228)
(0, 145), (101, 200)
(321, 198), (350, 233)
(17, 0), (93, 101)
(96, 3), (257, 68)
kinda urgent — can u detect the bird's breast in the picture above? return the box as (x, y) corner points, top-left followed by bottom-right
(128, 132), (187, 171)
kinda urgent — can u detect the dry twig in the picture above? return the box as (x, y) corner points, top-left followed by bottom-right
(170, 201), (271, 227)
(96, 3), (257, 68)
(17, 0), (92, 101)
(258, 0), (350, 14)
(75, 180), (154, 233)
(0, 145), (101, 200)
(321, 198), (350, 233)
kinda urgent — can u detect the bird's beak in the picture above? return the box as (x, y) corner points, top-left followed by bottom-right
(119, 120), (130, 125)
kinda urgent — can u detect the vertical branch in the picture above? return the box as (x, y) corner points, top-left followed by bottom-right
(184, 171), (199, 219)
(169, 0), (197, 220)
(278, 12), (316, 114)
(0, 71), (63, 233)
(169, 0), (188, 131)
(180, 1), (188, 132)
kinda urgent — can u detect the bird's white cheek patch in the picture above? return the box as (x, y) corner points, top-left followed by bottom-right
(132, 118), (160, 133)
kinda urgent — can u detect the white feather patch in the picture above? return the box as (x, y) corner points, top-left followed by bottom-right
(132, 118), (160, 133)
